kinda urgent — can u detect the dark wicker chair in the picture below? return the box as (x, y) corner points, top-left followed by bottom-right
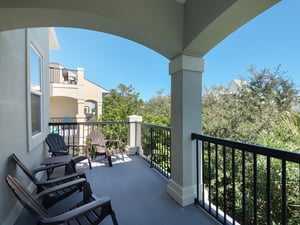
(11, 153), (87, 208)
(6, 175), (119, 225)
(46, 133), (92, 170)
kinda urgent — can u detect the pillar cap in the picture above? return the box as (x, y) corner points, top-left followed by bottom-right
(127, 115), (143, 122)
(169, 55), (204, 74)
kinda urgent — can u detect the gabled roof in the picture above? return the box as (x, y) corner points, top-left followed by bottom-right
(228, 79), (247, 93)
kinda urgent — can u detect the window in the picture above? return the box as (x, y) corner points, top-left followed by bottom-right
(30, 45), (42, 136)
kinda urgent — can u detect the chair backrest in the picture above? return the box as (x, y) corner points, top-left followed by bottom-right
(6, 175), (49, 219)
(62, 68), (68, 81)
(46, 133), (68, 153)
(88, 129), (106, 154)
(11, 154), (39, 184)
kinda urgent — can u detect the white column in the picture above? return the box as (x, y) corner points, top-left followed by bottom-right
(167, 55), (204, 207)
(127, 115), (143, 155)
(76, 67), (86, 122)
(97, 102), (102, 119)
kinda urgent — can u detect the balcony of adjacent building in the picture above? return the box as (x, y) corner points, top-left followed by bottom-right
(49, 63), (108, 122)
(50, 64), (79, 85)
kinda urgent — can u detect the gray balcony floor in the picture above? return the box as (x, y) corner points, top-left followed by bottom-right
(15, 155), (218, 225)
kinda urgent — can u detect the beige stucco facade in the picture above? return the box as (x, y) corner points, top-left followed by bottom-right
(50, 64), (108, 121)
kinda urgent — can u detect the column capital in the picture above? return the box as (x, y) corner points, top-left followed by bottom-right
(127, 115), (143, 123)
(169, 55), (204, 75)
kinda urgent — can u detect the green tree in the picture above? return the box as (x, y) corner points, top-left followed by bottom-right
(203, 65), (298, 145)
(140, 89), (171, 126)
(202, 65), (300, 224)
(102, 84), (144, 121)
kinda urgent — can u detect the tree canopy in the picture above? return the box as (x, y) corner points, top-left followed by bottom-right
(140, 89), (171, 126)
(102, 84), (144, 121)
(202, 65), (299, 148)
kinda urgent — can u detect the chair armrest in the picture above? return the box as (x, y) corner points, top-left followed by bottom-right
(66, 144), (80, 156)
(35, 171), (86, 186)
(35, 178), (87, 200)
(68, 144), (88, 151)
(49, 149), (69, 155)
(91, 143), (105, 147)
(39, 197), (111, 225)
(105, 140), (122, 151)
(31, 162), (72, 174)
(105, 140), (121, 143)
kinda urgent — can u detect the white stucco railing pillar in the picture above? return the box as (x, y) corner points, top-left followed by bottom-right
(96, 101), (103, 119)
(76, 99), (86, 122)
(167, 54), (204, 207)
(127, 115), (143, 155)
(76, 67), (84, 86)
(76, 67), (86, 122)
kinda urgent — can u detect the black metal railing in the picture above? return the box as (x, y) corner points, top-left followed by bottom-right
(141, 124), (171, 178)
(48, 121), (172, 178)
(192, 133), (300, 225)
(49, 67), (78, 85)
(50, 117), (78, 123)
(49, 121), (129, 151)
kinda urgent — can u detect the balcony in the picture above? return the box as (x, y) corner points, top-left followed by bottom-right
(13, 122), (300, 225)
(50, 66), (78, 85)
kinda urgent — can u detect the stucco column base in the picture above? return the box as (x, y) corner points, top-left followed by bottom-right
(167, 179), (196, 207)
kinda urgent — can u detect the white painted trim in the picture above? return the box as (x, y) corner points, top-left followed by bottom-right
(167, 179), (196, 207)
(169, 55), (204, 74)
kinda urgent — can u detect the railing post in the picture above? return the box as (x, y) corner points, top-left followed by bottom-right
(127, 115), (143, 155)
(150, 126), (154, 168)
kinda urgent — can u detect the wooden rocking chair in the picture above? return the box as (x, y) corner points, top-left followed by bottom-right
(6, 175), (119, 225)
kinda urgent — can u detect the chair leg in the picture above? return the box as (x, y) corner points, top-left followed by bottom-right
(108, 155), (112, 167)
(88, 158), (92, 169)
(65, 162), (76, 174)
(98, 203), (118, 225)
(111, 211), (119, 225)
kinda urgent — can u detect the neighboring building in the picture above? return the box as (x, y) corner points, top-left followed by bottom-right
(291, 88), (300, 112)
(49, 63), (108, 122)
(228, 79), (247, 94)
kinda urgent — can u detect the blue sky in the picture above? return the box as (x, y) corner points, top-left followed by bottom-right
(50, 0), (300, 101)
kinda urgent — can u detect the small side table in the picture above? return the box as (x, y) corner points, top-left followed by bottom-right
(40, 155), (73, 179)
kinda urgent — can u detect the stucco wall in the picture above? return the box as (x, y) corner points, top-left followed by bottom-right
(83, 79), (104, 101)
(50, 96), (78, 117)
(0, 28), (50, 225)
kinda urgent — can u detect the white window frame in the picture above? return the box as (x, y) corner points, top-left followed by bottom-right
(27, 40), (44, 150)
